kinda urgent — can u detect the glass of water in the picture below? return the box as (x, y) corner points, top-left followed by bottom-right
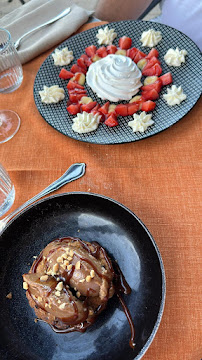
(0, 163), (15, 217)
(0, 28), (23, 93)
(0, 28), (22, 143)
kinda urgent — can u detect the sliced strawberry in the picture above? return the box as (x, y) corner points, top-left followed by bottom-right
(59, 68), (74, 80)
(91, 104), (100, 113)
(96, 46), (108, 58)
(69, 93), (87, 103)
(68, 88), (87, 95)
(126, 47), (138, 59)
(81, 101), (97, 112)
(146, 48), (159, 59)
(85, 45), (97, 57)
(119, 36), (132, 50)
(99, 102), (110, 115)
(160, 72), (173, 86)
(104, 113), (118, 127)
(115, 104), (128, 116)
(80, 54), (92, 67)
(66, 103), (81, 115)
(127, 103), (139, 115)
(67, 81), (85, 90)
(142, 56), (160, 72)
(77, 58), (87, 71)
(141, 89), (159, 101)
(133, 50), (147, 64)
(106, 45), (117, 54)
(141, 79), (162, 93)
(142, 63), (162, 77)
(141, 100), (156, 112)
(70, 64), (86, 74)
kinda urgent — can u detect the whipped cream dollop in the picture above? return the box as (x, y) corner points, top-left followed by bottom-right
(96, 26), (117, 45)
(86, 54), (142, 102)
(39, 85), (65, 104)
(52, 47), (74, 66)
(128, 112), (154, 133)
(140, 28), (162, 47)
(163, 85), (187, 106)
(164, 47), (188, 67)
(72, 111), (101, 133)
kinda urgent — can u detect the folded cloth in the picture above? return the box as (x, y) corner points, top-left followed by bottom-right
(0, 0), (93, 64)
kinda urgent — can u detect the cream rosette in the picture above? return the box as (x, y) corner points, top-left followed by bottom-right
(86, 55), (142, 102)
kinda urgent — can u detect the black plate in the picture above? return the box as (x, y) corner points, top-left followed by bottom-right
(34, 20), (202, 144)
(0, 192), (165, 360)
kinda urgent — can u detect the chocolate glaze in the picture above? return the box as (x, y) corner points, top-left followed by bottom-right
(23, 236), (135, 349)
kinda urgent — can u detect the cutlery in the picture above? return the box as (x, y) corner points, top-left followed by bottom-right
(15, 7), (71, 50)
(0, 162), (85, 234)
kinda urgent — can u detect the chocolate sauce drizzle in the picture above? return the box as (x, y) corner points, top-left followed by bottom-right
(29, 236), (135, 349)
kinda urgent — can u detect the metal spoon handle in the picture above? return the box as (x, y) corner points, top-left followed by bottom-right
(15, 7), (71, 49)
(0, 162), (85, 233)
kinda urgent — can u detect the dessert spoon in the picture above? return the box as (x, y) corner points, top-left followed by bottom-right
(15, 7), (71, 50)
(0, 162), (85, 234)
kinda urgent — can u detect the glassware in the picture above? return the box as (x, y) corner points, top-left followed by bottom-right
(0, 163), (15, 217)
(0, 28), (23, 93)
(0, 28), (22, 143)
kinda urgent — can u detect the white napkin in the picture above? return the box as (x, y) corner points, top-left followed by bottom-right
(0, 0), (93, 64)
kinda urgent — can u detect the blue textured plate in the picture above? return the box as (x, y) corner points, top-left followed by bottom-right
(34, 20), (202, 144)
(0, 192), (165, 360)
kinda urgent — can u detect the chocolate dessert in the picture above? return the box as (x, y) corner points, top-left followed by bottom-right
(23, 236), (135, 348)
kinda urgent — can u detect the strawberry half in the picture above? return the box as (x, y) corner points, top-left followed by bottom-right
(99, 102), (110, 115)
(67, 81), (85, 90)
(127, 103), (139, 115)
(126, 47), (138, 59)
(71, 64), (86, 74)
(115, 104), (128, 116)
(59, 68), (74, 80)
(106, 45), (117, 54)
(142, 63), (162, 77)
(141, 100), (156, 112)
(141, 79), (162, 93)
(119, 36), (132, 50)
(104, 113), (118, 127)
(160, 72), (173, 86)
(96, 46), (108, 58)
(81, 101), (97, 112)
(67, 103), (81, 115)
(146, 48), (159, 59)
(141, 89), (159, 101)
(85, 45), (97, 57)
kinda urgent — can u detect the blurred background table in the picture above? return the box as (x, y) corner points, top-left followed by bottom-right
(0, 20), (201, 360)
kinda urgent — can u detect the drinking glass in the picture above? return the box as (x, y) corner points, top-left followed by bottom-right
(0, 163), (15, 217)
(0, 28), (22, 143)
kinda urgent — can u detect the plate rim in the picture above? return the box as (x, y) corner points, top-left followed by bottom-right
(1, 191), (166, 360)
(33, 19), (202, 145)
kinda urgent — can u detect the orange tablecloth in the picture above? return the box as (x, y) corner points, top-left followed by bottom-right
(0, 21), (201, 360)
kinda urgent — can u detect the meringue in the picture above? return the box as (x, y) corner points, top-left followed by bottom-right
(52, 47), (74, 66)
(164, 47), (188, 67)
(96, 26), (117, 45)
(72, 111), (101, 133)
(128, 112), (154, 133)
(86, 54), (142, 102)
(140, 29), (162, 47)
(39, 85), (65, 104)
(163, 85), (187, 106)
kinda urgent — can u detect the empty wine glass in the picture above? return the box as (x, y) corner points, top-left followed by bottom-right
(0, 28), (23, 143)
(0, 163), (15, 217)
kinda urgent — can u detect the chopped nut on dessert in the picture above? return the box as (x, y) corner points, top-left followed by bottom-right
(67, 264), (72, 271)
(90, 270), (95, 278)
(23, 282), (29, 290)
(76, 291), (81, 298)
(57, 256), (63, 263)
(61, 253), (68, 259)
(40, 275), (48, 282)
(69, 249), (74, 257)
(79, 279), (85, 283)
(75, 261), (81, 270)
(86, 275), (91, 282)
(59, 303), (66, 310)
(67, 256), (73, 261)
(34, 318), (38, 323)
(55, 281), (63, 292)
(38, 296), (42, 302)
(55, 291), (61, 297)
(6, 292), (12, 299)
(53, 263), (59, 273)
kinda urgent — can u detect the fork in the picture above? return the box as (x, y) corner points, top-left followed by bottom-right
(0, 162), (85, 234)
(15, 7), (71, 49)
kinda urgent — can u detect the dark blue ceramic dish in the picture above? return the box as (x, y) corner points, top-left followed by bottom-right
(0, 192), (166, 359)
(33, 20), (202, 144)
